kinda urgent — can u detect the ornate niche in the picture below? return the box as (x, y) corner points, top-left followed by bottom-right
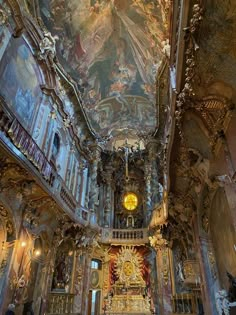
(114, 181), (144, 229)
(51, 240), (74, 293)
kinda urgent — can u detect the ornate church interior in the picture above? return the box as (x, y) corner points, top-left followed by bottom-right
(0, 0), (236, 315)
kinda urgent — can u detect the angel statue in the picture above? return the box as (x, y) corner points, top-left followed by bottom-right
(39, 31), (59, 58)
(215, 290), (230, 315)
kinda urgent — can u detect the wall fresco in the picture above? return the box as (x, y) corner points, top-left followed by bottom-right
(39, 0), (168, 136)
(0, 37), (42, 130)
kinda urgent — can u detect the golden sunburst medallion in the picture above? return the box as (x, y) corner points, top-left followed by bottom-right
(123, 192), (138, 211)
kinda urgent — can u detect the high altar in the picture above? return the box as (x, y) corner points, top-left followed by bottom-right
(106, 247), (152, 314)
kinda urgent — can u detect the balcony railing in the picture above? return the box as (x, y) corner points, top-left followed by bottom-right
(0, 103), (150, 238)
(101, 228), (149, 244)
(0, 102), (89, 223)
(8, 118), (55, 184)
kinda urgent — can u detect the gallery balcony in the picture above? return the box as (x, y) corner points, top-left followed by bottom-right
(101, 228), (149, 245)
(0, 100), (90, 225)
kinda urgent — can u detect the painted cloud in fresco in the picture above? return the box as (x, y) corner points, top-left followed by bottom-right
(39, 0), (168, 136)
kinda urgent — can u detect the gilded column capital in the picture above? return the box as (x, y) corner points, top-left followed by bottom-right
(149, 230), (168, 252)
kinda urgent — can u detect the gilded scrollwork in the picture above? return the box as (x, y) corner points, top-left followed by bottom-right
(0, 204), (8, 218)
(201, 213), (209, 233)
(0, 204), (15, 240)
(208, 249), (217, 280)
(149, 229), (168, 251)
(175, 2), (203, 139)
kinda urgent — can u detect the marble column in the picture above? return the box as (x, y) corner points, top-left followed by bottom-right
(145, 140), (160, 222)
(144, 161), (152, 222)
(80, 249), (92, 315)
(73, 251), (85, 314)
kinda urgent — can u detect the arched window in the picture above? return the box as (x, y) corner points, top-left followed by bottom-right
(51, 133), (60, 163)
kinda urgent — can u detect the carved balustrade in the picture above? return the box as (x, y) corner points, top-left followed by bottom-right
(8, 118), (55, 183)
(101, 228), (149, 244)
(0, 100), (90, 223)
(60, 184), (77, 211)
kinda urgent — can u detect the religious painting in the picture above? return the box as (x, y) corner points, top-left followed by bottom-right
(90, 269), (100, 288)
(52, 243), (74, 292)
(0, 24), (11, 62)
(39, 0), (168, 136)
(0, 37), (42, 129)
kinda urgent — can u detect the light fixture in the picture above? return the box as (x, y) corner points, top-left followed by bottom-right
(21, 241), (27, 247)
(35, 250), (41, 257)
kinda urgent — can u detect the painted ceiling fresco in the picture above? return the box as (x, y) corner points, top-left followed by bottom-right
(39, 0), (168, 138)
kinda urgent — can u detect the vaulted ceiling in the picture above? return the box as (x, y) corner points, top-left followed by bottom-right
(38, 0), (169, 143)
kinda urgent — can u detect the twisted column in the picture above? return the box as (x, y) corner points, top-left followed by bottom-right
(88, 145), (101, 223)
(145, 140), (160, 222)
(144, 161), (152, 213)
(103, 165), (114, 228)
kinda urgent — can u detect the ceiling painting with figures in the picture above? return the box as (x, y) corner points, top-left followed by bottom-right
(39, 0), (169, 138)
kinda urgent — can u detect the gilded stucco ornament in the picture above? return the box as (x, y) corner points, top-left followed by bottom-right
(208, 249), (217, 280)
(175, 3), (203, 140)
(0, 204), (7, 218)
(23, 197), (58, 237)
(149, 231), (168, 251)
(0, 204), (15, 239)
(63, 117), (71, 129)
(0, 242), (9, 277)
(149, 191), (169, 229)
(114, 246), (144, 288)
